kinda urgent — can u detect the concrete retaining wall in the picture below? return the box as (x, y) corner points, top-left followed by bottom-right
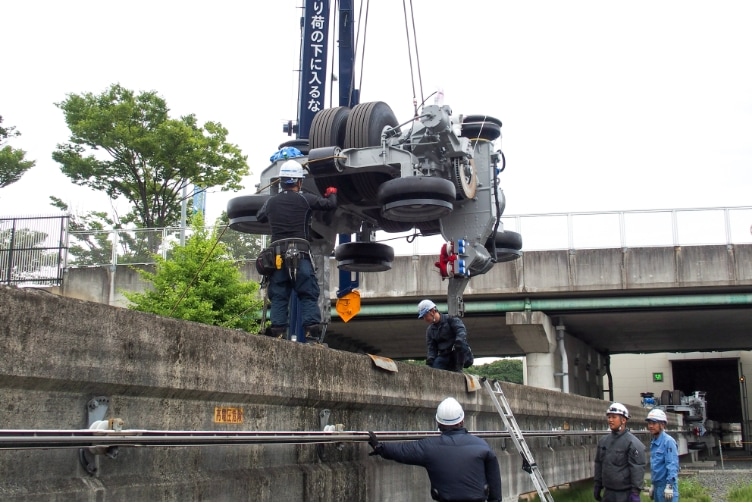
(0, 286), (647, 501)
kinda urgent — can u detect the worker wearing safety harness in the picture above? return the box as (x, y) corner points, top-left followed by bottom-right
(418, 299), (474, 372)
(256, 159), (337, 342)
(594, 403), (646, 502)
(367, 397), (502, 502)
(645, 408), (679, 501)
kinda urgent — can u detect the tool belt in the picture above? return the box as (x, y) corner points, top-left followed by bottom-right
(270, 238), (311, 255)
(255, 238), (312, 278)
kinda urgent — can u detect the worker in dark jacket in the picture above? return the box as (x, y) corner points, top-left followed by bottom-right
(256, 159), (337, 342)
(594, 402), (646, 502)
(418, 299), (473, 372)
(368, 397), (502, 502)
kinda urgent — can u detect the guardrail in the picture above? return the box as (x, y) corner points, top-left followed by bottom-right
(389, 206), (752, 256)
(6, 206), (749, 270)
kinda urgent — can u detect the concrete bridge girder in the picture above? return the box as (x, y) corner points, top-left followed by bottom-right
(507, 310), (607, 395)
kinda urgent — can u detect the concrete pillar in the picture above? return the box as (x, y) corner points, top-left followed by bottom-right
(506, 311), (559, 390)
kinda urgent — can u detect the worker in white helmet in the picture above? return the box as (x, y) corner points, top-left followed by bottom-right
(645, 408), (679, 501)
(594, 403), (646, 502)
(367, 397), (502, 501)
(257, 159), (337, 342)
(417, 299), (474, 372)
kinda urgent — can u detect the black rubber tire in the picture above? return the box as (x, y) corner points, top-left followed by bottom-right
(484, 230), (523, 263)
(378, 176), (456, 222)
(277, 139), (310, 156)
(335, 241), (394, 272)
(344, 101), (399, 202)
(661, 390), (672, 405)
(311, 107), (350, 148)
(460, 114), (502, 141)
(487, 230), (523, 250)
(309, 107), (359, 204)
(417, 220), (442, 236)
(672, 390), (684, 406)
(227, 195), (271, 235)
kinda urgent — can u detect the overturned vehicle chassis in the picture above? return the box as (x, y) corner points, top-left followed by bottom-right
(227, 101), (523, 323)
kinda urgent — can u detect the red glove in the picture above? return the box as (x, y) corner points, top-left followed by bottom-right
(324, 186), (337, 197)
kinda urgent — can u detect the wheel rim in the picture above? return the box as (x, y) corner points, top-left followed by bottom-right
(453, 158), (477, 199)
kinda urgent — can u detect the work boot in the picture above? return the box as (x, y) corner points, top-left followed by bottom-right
(304, 324), (326, 346)
(266, 325), (287, 339)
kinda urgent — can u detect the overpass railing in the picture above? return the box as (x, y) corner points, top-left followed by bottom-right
(63, 205), (752, 264)
(389, 205), (752, 256)
(3, 207), (750, 271)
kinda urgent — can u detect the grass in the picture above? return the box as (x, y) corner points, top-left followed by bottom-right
(525, 477), (715, 502)
(678, 477), (711, 502)
(726, 482), (752, 502)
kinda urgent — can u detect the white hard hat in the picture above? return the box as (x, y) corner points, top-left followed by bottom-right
(279, 159), (306, 184)
(417, 299), (436, 318)
(606, 402), (630, 419)
(436, 397), (465, 426)
(646, 408), (668, 423)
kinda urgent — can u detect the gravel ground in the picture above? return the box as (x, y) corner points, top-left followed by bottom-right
(681, 452), (752, 502)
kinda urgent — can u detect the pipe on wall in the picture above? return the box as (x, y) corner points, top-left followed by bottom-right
(330, 293), (752, 317)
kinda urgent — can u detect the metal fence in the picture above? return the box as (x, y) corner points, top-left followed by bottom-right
(0, 215), (69, 286)
(65, 225), (265, 267)
(389, 206), (752, 256)
(3, 207), (751, 274)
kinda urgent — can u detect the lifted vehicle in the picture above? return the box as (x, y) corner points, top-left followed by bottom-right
(227, 1), (522, 335)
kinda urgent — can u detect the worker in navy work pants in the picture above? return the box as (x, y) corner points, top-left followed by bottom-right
(645, 408), (679, 501)
(367, 397), (502, 502)
(256, 159), (337, 342)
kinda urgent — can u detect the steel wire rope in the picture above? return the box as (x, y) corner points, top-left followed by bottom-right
(405, 0), (425, 112)
(399, 0), (419, 118)
(352, 0), (369, 107)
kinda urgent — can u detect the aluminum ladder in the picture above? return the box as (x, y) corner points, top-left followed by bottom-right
(482, 378), (554, 502)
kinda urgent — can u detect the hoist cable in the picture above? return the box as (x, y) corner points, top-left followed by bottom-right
(401, 0), (419, 117)
(407, 0), (425, 111)
(354, 0), (370, 106)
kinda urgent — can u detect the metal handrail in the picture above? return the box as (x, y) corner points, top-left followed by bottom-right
(61, 206), (752, 266)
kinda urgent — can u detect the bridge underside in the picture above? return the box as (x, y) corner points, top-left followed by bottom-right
(325, 293), (752, 359)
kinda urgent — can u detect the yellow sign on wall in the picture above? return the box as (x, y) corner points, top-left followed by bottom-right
(214, 407), (244, 424)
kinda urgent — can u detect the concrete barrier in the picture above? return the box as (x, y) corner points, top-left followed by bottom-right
(0, 285), (645, 501)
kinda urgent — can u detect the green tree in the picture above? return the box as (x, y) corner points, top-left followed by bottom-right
(467, 358), (524, 383)
(52, 84), (249, 230)
(215, 211), (264, 261)
(0, 115), (36, 189)
(123, 214), (263, 332)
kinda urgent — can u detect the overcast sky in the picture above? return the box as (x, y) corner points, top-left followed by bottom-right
(1, 0), (751, 227)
